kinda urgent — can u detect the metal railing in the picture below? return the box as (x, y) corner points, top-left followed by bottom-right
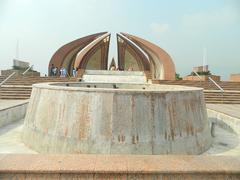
(193, 71), (224, 91)
(22, 65), (33, 75)
(0, 72), (16, 87)
(193, 71), (203, 81)
(193, 71), (203, 86)
(208, 77), (224, 103)
(208, 77), (224, 92)
(194, 71), (224, 103)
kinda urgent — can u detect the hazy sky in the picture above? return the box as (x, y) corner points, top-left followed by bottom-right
(0, 0), (239, 79)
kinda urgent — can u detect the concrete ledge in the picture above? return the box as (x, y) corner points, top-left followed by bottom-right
(82, 70), (147, 83)
(0, 155), (239, 179)
(207, 108), (240, 135)
(84, 70), (145, 76)
(0, 100), (28, 128)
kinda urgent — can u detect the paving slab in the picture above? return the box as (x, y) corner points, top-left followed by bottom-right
(0, 154), (239, 174)
(0, 119), (239, 155)
(0, 120), (36, 154)
(0, 99), (29, 111)
(207, 104), (240, 119)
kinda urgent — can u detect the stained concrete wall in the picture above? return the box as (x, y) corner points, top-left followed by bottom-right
(22, 83), (212, 154)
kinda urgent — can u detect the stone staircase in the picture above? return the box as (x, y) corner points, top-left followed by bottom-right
(0, 86), (32, 99)
(153, 80), (240, 91)
(0, 76), (76, 100)
(153, 80), (240, 104)
(1, 75), (240, 104)
(204, 90), (240, 104)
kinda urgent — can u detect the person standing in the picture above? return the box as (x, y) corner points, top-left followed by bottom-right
(59, 66), (63, 77)
(55, 67), (58, 76)
(52, 67), (57, 76)
(72, 67), (77, 77)
(62, 67), (67, 77)
(50, 64), (55, 76)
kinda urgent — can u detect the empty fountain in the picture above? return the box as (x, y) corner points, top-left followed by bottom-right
(22, 82), (212, 154)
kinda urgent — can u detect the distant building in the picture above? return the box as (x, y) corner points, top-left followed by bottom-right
(13, 59), (29, 69)
(193, 65), (208, 72)
(1, 59), (40, 77)
(183, 65), (220, 81)
(230, 74), (240, 82)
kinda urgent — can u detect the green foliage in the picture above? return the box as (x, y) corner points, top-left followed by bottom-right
(175, 73), (182, 80)
(190, 71), (211, 76)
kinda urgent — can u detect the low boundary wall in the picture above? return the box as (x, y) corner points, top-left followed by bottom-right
(0, 155), (239, 179)
(0, 101), (28, 128)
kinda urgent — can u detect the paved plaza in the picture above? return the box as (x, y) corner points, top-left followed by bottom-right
(207, 104), (240, 119)
(0, 101), (239, 155)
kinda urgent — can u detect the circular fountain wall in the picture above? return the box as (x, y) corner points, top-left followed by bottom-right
(22, 82), (212, 154)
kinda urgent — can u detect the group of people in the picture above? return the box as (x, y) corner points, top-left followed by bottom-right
(50, 64), (77, 77)
(50, 64), (134, 77)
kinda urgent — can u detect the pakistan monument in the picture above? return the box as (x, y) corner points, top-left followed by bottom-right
(0, 32), (239, 179)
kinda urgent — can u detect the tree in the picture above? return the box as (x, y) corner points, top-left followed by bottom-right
(175, 73), (182, 80)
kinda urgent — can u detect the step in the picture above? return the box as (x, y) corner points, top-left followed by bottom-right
(0, 88), (32, 91)
(205, 101), (240, 104)
(205, 99), (240, 101)
(0, 91), (32, 93)
(0, 97), (31, 99)
(0, 93), (30, 96)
